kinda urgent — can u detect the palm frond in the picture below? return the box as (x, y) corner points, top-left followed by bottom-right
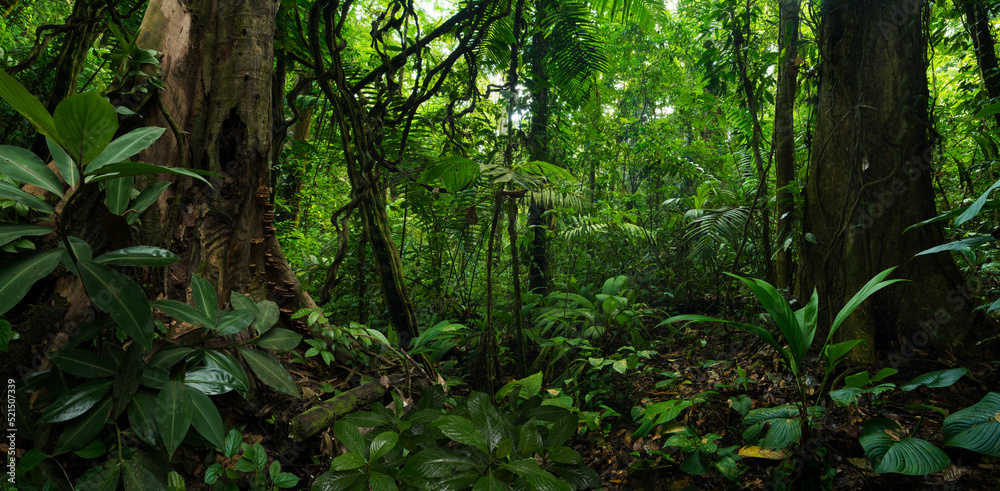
(561, 214), (653, 243)
(682, 206), (749, 266)
(540, 0), (609, 86)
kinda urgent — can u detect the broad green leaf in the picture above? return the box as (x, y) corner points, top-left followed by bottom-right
(901, 368), (968, 391)
(230, 291), (258, 315)
(329, 452), (366, 471)
(829, 267), (904, 343)
(255, 328), (302, 350)
(104, 175), (133, 216)
(742, 405), (802, 450)
(87, 127), (165, 172)
(254, 299), (279, 334)
(239, 348), (300, 397)
(400, 447), (479, 478)
(203, 350), (250, 396)
(78, 260), (154, 349)
(419, 156), (480, 192)
(467, 392), (509, 451)
(728, 274), (804, 370)
(156, 380), (193, 458)
(973, 101), (1000, 120)
(0, 145), (63, 195)
(190, 274), (218, 325)
(94, 246), (179, 266)
(497, 371), (543, 401)
(215, 309), (255, 336)
(0, 180), (55, 213)
(53, 396), (113, 455)
(0, 70), (60, 142)
(128, 391), (159, 447)
(112, 344), (146, 419)
(861, 417), (949, 475)
(334, 420), (367, 457)
(518, 160), (576, 182)
(0, 249), (63, 316)
(54, 91), (117, 164)
(224, 429), (242, 459)
(51, 348), (116, 378)
(823, 339), (863, 373)
(547, 446), (583, 465)
(149, 347), (195, 369)
(152, 299), (215, 328)
(369, 471), (397, 491)
(632, 399), (692, 438)
(916, 236), (994, 256)
(184, 367), (239, 395)
(829, 387), (864, 407)
(432, 415), (489, 451)
(312, 471), (365, 490)
(73, 440), (106, 459)
(126, 182), (171, 225)
(500, 458), (571, 491)
(845, 370), (872, 388)
(122, 452), (165, 491)
(272, 470), (300, 488)
(0, 224), (53, 248)
(943, 392), (1000, 456)
(140, 366), (168, 389)
(47, 137), (78, 188)
(39, 380), (113, 423)
(189, 387), (226, 449)
(86, 162), (211, 185)
(472, 471), (511, 491)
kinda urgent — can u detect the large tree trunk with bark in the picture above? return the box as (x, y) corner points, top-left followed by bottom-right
(801, 0), (986, 362)
(133, 0), (318, 324)
(774, 0), (800, 292)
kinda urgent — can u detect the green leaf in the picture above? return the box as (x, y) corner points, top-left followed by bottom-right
(253, 300), (279, 334)
(150, 347), (195, 369)
(517, 160), (576, 182)
(86, 162), (211, 185)
(369, 471), (398, 491)
(87, 127), (166, 172)
(189, 387), (226, 449)
(0, 145), (63, 195)
(156, 380), (194, 458)
(52, 348), (116, 377)
(727, 274), (805, 371)
(0, 70), (60, 143)
(73, 439), (106, 459)
(239, 348), (300, 397)
(128, 391), (160, 447)
(956, 177), (1000, 226)
(822, 339), (863, 374)
(127, 182), (171, 224)
(943, 392), (1000, 456)
(742, 405), (802, 450)
(0, 249), (63, 316)
(828, 267), (904, 343)
(224, 429), (242, 459)
(329, 452), (367, 471)
(152, 299), (215, 328)
(547, 446), (583, 465)
(254, 328), (302, 350)
(47, 137), (78, 188)
(369, 431), (399, 461)
(104, 175), (133, 216)
(400, 447), (480, 478)
(246, 443), (267, 470)
(39, 379), (113, 423)
(500, 458), (572, 491)
(122, 451), (166, 490)
(78, 260), (154, 349)
(112, 344), (146, 418)
(94, 246), (179, 266)
(973, 101), (1000, 120)
(204, 463), (223, 485)
(53, 396), (113, 455)
(901, 368), (968, 391)
(140, 366), (168, 389)
(335, 420), (367, 457)
(0, 320), (10, 351)
(419, 156), (480, 192)
(915, 236), (994, 257)
(0, 224), (53, 248)
(273, 471), (300, 488)
(190, 274), (218, 325)
(312, 471), (365, 490)
(54, 91), (118, 164)
(215, 309), (255, 336)
(184, 367), (239, 395)
(497, 371), (543, 401)
(0, 180), (55, 213)
(203, 350), (250, 396)
(432, 415), (489, 452)
(861, 417), (949, 475)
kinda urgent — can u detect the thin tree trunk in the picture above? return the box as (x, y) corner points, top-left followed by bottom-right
(955, 0), (1000, 127)
(774, 0), (800, 291)
(526, 0), (551, 295)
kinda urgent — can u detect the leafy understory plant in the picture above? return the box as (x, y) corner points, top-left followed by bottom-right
(205, 429), (300, 490)
(664, 267), (904, 448)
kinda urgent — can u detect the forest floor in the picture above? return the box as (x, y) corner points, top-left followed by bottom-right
(220, 301), (1000, 491)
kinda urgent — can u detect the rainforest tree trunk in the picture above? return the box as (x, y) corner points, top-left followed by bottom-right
(526, 0), (551, 295)
(955, 0), (1000, 128)
(133, 0), (318, 321)
(774, 0), (800, 292)
(801, 0), (983, 361)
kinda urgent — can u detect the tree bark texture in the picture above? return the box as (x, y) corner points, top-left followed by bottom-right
(134, 0), (319, 322)
(955, 0), (1000, 128)
(802, 0), (983, 361)
(774, 0), (800, 291)
(526, 0), (551, 295)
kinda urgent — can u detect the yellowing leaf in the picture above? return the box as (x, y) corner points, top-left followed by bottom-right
(737, 446), (789, 459)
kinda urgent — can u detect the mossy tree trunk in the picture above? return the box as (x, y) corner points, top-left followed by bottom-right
(801, 0), (985, 361)
(774, 0), (800, 292)
(133, 0), (318, 321)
